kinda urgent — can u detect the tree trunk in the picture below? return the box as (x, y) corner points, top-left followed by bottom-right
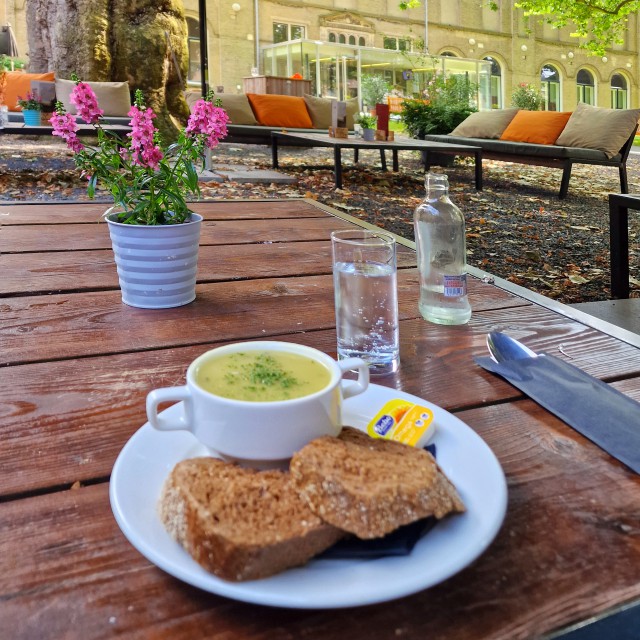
(25, 0), (190, 139)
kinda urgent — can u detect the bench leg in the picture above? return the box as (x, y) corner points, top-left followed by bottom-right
(619, 164), (629, 193)
(559, 161), (573, 199)
(354, 149), (359, 164)
(380, 150), (387, 171)
(474, 150), (483, 191)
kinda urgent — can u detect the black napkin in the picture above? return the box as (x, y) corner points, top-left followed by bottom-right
(475, 354), (640, 475)
(320, 444), (438, 559)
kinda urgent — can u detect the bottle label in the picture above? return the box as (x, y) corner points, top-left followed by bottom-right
(443, 274), (467, 297)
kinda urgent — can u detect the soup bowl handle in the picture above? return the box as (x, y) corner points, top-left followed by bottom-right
(337, 358), (370, 400)
(147, 386), (193, 431)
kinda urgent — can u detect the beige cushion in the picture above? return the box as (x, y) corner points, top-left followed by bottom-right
(303, 95), (358, 130)
(216, 93), (258, 125)
(555, 102), (640, 158)
(450, 108), (520, 139)
(55, 78), (131, 117)
(303, 94), (332, 128)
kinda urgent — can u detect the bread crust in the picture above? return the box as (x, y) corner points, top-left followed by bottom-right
(159, 457), (344, 581)
(290, 427), (465, 539)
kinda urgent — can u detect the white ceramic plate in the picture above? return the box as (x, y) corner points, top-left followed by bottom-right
(110, 384), (507, 609)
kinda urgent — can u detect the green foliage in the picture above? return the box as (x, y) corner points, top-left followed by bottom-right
(400, 74), (477, 137)
(360, 74), (390, 108)
(511, 82), (545, 110)
(0, 55), (25, 71)
(513, 0), (638, 56)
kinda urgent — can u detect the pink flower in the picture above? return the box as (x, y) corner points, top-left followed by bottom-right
(186, 99), (229, 148)
(70, 82), (104, 124)
(123, 104), (164, 170)
(50, 112), (85, 153)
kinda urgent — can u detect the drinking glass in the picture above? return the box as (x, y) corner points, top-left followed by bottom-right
(331, 229), (400, 375)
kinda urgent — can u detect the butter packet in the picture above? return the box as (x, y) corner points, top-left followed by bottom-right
(366, 399), (435, 447)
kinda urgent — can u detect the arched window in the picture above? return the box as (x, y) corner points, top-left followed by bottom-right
(186, 17), (201, 84)
(540, 64), (560, 111)
(440, 51), (458, 57)
(328, 32), (336, 43)
(484, 56), (502, 109)
(359, 36), (366, 46)
(348, 35), (356, 45)
(577, 69), (595, 105)
(338, 34), (346, 44)
(611, 73), (628, 109)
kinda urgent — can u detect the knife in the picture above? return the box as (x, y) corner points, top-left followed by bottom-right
(475, 332), (640, 475)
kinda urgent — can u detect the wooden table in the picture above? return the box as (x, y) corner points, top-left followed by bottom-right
(271, 131), (483, 190)
(1, 199), (639, 639)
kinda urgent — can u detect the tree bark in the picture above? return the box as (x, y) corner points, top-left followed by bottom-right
(25, 0), (189, 138)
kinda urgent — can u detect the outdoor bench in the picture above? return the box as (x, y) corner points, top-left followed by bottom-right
(422, 104), (640, 199)
(423, 130), (637, 199)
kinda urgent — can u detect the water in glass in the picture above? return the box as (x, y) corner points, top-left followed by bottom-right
(333, 260), (399, 374)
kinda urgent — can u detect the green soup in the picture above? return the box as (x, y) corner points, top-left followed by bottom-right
(195, 351), (332, 402)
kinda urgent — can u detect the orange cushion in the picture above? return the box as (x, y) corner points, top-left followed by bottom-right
(500, 110), (572, 145)
(246, 93), (313, 128)
(3, 71), (56, 111)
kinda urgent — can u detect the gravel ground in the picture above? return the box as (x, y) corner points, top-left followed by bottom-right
(1, 135), (639, 303)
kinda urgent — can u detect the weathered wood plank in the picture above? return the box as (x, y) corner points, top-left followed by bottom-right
(0, 270), (527, 367)
(1, 398), (639, 640)
(0, 217), (356, 253)
(4, 306), (640, 497)
(0, 199), (329, 224)
(0, 242), (417, 296)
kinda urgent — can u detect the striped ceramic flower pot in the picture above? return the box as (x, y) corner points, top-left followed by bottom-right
(106, 212), (203, 309)
(23, 109), (41, 126)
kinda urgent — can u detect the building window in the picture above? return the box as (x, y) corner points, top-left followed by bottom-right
(359, 36), (366, 46)
(349, 35), (356, 45)
(384, 36), (411, 51)
(186, 17), (201, 84)
(440, 51), (458, 57)
(577, 69), (595, 105)
(484, 56), (502, 109)
(338, 34), (346, 44)
(273, 22), (305, 44)
(611, 73), (628, 109)
(541, 64), (560, 111)
(328, 32), (336, 43)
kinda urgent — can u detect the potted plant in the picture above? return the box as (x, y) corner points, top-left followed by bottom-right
(355, 112), (377, 141)
(360, 74), (391, 136)
(17, 91), (44, 126)
(51, 75), (229, 309)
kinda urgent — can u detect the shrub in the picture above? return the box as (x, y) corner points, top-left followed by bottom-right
(360, 74), (390, 108)
(511, 83), (544, 110)
(400, 74), (477, 137)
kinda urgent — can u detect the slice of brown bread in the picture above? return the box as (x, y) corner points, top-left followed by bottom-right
(290, 426), (465, 539)
(159, 457), (345, 581)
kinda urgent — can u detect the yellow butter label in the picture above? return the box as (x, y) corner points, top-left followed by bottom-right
(366, 399), (435, 447)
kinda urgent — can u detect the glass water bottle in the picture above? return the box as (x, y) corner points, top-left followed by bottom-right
(414, 172), (472, 325)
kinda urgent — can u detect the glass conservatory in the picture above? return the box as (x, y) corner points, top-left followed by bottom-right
(261, 39), (492, 110)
